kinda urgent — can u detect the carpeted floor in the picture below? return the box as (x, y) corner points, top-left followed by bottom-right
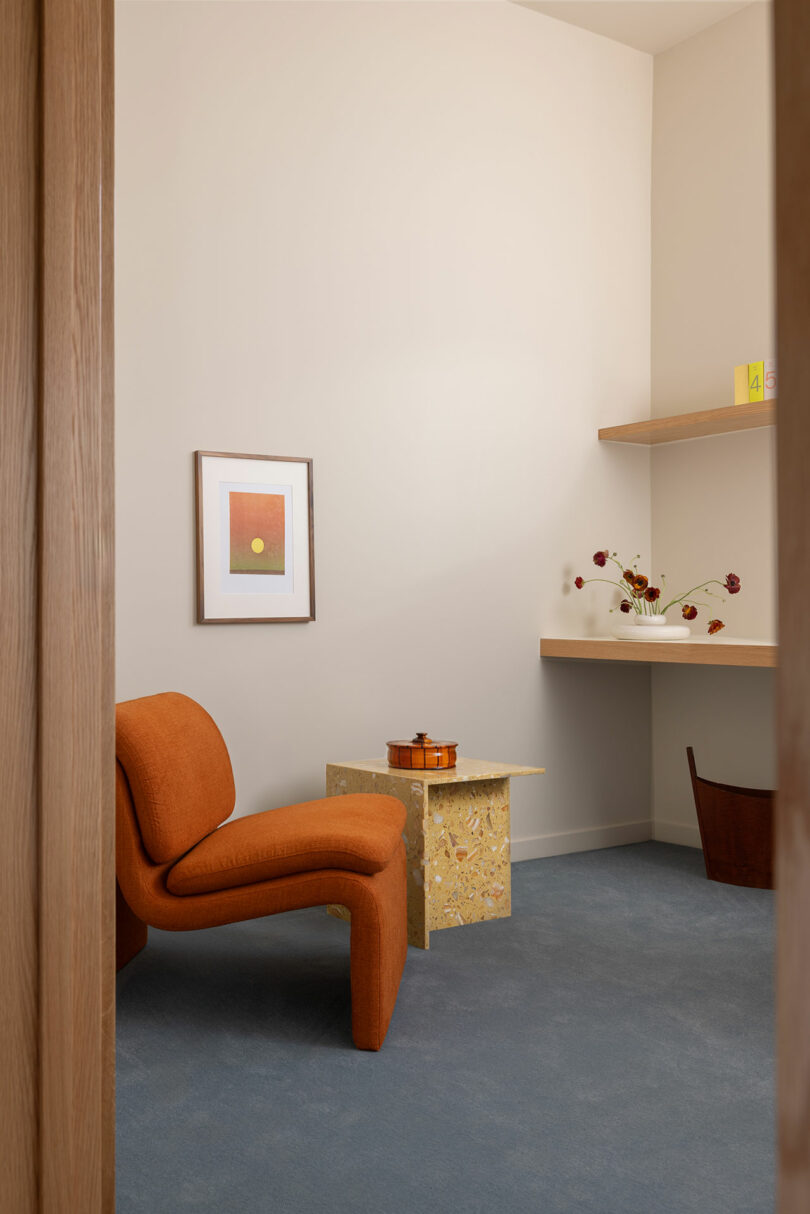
(116, 842), (774, 1214)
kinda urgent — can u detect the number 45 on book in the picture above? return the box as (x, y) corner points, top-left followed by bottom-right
(734, 359), (776, 405)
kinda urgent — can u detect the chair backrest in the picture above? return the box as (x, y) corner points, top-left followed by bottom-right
(116, 692), (235, 864)
(686, 747), (774, 889)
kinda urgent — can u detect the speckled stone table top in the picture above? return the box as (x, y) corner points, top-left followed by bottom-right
(327, 757), (545, 785)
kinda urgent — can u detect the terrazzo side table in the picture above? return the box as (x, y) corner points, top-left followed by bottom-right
(326, 758), (544, 949)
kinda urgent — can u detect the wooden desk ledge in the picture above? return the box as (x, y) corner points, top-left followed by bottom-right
(540, 636), (777, 669)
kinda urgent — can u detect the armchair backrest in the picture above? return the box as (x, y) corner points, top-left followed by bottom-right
(116, 691), (235, 864)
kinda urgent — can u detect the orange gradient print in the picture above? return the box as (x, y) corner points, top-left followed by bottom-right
(229, 491), (285, 574)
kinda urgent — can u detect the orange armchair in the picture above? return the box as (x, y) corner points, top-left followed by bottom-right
(115, 692), (408, 1050)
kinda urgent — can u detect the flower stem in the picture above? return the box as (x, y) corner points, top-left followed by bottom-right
(661, 580), (727, 614)
(579, 577), (641, 612)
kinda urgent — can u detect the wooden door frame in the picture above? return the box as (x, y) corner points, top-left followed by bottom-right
(775, 2), (810, 1209)
(1, 0), (809, 1210)
(1, 0), (115, 1210)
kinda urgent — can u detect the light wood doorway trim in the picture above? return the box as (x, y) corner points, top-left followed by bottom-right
(0, 0), (115, 1209)
(2, 1), (809, 1211)
(775, 0), (810, 1209)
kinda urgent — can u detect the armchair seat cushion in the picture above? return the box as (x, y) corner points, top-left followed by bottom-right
(167, 794), (406, 895)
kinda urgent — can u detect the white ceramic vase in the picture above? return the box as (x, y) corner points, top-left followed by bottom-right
(612, 612), (690, 642)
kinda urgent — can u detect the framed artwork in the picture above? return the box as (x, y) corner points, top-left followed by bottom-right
(195, 451), (315, 624)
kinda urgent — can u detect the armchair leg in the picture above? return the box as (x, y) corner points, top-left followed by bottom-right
(116, 881), (148, 972)
(348, 842), (408, 1050)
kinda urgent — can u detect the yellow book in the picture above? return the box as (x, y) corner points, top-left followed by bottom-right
(764, 358), (777, 400)
(748, 360), (764, 402)
(734, 364), (749, 405)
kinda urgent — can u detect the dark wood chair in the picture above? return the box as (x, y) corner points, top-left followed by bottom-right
(687, 747), (774, 889)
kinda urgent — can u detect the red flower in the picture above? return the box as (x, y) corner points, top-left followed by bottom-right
(644, 586), (660, 603)
(708, 619), (725, 636)
(724, 573), (741, 595)
(630, 574), (648, 594)
(593, 551), (608, 568)
(622, 570), (635, 583)
(682, 604), (698, 621)
(574, 576), (584, 589)
(619, 599), (632, 613)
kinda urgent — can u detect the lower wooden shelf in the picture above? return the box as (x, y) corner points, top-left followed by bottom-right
(597, 400), (775, 444)
(540, 636), (777, 668)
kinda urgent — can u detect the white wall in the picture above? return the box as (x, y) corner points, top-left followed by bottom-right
(115, 1), (654, 858)
(649, 2), (776, 845)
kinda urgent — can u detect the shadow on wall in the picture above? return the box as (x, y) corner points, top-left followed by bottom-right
(533, 659), (652, 850)
(651, 665), (777, 846)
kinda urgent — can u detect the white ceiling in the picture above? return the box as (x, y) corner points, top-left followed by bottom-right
(513, 1), (763, 56)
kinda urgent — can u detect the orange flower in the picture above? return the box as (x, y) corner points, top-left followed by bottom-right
(707, 619), (725, 636)
(644, 586), (660, 603)
(630, 574), (648, 594)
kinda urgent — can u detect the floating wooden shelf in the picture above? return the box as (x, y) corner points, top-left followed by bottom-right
(598, 400), (776, 445)
(540, 636), (777, 668)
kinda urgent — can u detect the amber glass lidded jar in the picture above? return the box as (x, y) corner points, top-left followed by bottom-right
(386, 732), (457, 770)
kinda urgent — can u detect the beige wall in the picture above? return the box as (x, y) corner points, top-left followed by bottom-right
(650, 2), (776, 844)
(115, 1), (654, 857)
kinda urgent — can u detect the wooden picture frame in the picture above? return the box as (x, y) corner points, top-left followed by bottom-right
(195, 450), (315, 624)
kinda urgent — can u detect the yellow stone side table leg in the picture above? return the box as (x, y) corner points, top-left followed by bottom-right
(425, 777), (511, 934)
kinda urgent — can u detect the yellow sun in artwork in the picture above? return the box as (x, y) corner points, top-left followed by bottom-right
(250, 537), (265, 554)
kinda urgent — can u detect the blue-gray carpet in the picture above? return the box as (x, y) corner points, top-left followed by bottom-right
(116, 842), (774, 1213)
